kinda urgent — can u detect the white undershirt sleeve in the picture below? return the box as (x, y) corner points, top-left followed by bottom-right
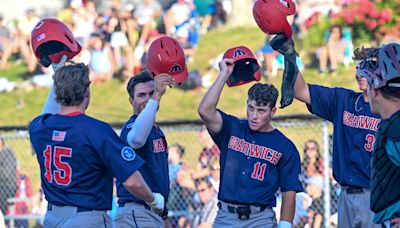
(126, 99), (159, 149)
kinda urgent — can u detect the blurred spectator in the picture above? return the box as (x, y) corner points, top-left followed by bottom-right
(208, 157), (220, 192)
(0, 137), (17, 215)
(7, 167), (33, 228)
(87, 33), (113, 84)
(318, 25), (347, 74)
(258, 35), (279, 78)
(167, 167), (198, 228)
(193, 127), (220, 179)
(165, 0), (192, 36)
(192, 178), (218, 228)
(17, 8), (40, 76)
(302, 139), (323, 178)
(0, 15), (14, 70)
(193, 0), (215, 34)
(306, 175), (324, 228)
(168, 144), (186, 183)
(293, 192), (312, 228)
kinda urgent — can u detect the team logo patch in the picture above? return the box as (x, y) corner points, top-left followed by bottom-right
(233, 48), (246, 58)
(169, 63), (183, 74)
(37, 33), (46, 42)
(121, 146), (136, 161)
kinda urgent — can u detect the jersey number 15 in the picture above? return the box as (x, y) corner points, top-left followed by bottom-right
(43, 145), (72, 186)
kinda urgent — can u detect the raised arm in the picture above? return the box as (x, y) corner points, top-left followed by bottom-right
(270, 35), (311, 105)
(126, 74), (175, 149)
(294, 71), (311, 105)
(41, 56), (68, 114)
(198, 58), (234, 134)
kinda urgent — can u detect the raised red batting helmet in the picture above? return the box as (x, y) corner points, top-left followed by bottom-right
(252, 0), (296, 38)
(31, 18), (81, 67)
(223, 46), (261, 87)
(146, 36), (188, 84)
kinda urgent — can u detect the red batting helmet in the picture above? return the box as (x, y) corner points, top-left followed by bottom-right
(31, 18), (81, 67)
(146, 36), (188, 84)
(223, 46), (261, 87)
(252, 0), (296, 38)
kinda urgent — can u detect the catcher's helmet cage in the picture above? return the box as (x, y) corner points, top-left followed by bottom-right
(252, 0), (296, 38)
(223, 46), (261, 87)
(146, 36), (188, 84)
(31, 18), (81, 67)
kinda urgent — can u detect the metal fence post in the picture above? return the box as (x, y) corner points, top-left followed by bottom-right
(322, 121), (331, 228)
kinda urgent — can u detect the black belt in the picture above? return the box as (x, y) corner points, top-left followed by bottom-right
(217, 202), (267, 220)
(47, 203), (93, 212)
(345, 186), (365, 194)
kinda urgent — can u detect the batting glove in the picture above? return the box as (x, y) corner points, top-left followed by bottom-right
(270, 33), (299, 108)
(51, 55), (68, 73)
(147, 192), (165, 213)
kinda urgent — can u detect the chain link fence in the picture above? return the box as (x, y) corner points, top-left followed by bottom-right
(0, 115), (336, 228)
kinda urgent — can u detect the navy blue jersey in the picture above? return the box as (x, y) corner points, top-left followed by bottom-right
(210, 110), (303, 207)
(308, 84), (381, 188)
(117, 115), (169, 204)
(29, 113), (144, 210)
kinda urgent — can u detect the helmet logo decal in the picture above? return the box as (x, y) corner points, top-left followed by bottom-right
(36, 33), (46, 42)
(34, 21), (44, 29)
(279, 0), (289, 7)
(234, 48), (246, 58)
(170, 63), (183, 74)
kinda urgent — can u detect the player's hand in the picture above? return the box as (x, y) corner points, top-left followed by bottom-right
(51, 55), (68, 73)
(218, 58), (234, 79)
(152, 74), (176, 101)
(147, 192), (165, 213)
(270, 33), (297, 57)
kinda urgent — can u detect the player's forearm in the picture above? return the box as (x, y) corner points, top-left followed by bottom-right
(127, 99), (158, 149)
(294, 71), (311, 105)
(123, 171), (154, 203)
(280, 191), (296, 224)
(41, 84), (61, 114)
(198, 73), (227, 120)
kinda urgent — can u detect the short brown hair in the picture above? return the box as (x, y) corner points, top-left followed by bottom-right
(54, 63), (90, 106)
(353, 46), (379, 61)
(126, 71), (153, 97)
(248, 83), (279, 108)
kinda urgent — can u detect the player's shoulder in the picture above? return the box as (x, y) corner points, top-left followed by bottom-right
(273, 129), (298, 150)
(29, 113), (54, 131)
(81, 115), (115, 132)
(309, 84), (356, 95)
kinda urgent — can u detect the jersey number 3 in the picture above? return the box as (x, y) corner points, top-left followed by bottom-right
(43, 145), (72, 186)
(364, 134), (376, 152)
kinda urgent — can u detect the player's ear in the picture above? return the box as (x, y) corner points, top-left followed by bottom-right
(271, 106), (277, 117)
(129, 96), (134, 105)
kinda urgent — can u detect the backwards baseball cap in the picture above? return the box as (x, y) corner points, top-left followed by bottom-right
(146, 35), (188, 84)
(357, 43), (400, 89)
(252, 0), (296, 38)
(223, 46), (261, 87)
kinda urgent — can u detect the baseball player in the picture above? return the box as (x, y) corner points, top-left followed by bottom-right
(271, 34), (381, 227)
(357, 43), (400, 227)
(114, 71), (175, 228)
(29, 59), (164, 227)
(198, 58), (303, 228)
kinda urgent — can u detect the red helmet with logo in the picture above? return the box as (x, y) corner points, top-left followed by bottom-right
(252, 0), (296, 38)
(146, 36), (188, 84)
(223, 46), (261, 87)
(31, 18), (81, 67)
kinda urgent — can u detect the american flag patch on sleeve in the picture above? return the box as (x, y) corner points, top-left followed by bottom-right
(52, 130), (66, 141)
